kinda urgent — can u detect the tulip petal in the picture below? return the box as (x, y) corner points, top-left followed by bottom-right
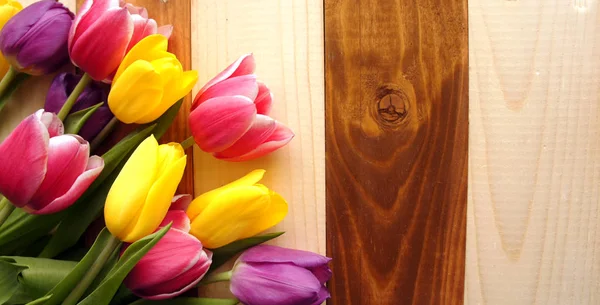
(310, 287), (331, 305)
(27, 135), (90, 211)
(231, 262), (322, 305)
(189, 185), (284, 249)
(126, 15), (157, 52)
(114, 34), (168, 82)
(134, 58), (196, 123)
(35, 109), (64, 137)
(70, 0), (120, 48)
(105, 136), (158, 240)
(170, 194), (192, 211)
(192, 75), (258, 109)
(255, 81), (273, 115)
(32, 155), (104, 215)
(240, 245), (331, 269)
(159, 210), (190, 233)
(309, 265), (333, 285)
(216, 120), (294, 162)
(121, 152), (186, 242)
(157, 25), (173, 38)
(0, 114), (49, 206)
(125, 229), (203, 291)
(108, 59), (164, 124)
(139, 250), (212, 300)
(213, 114), (277, 159)
(197, 54), (255, 96)
(186, 169), (265, 221)
(14, 7), (73, 74)
(189, 96), (257, 153)
(70, 6), (133, 81)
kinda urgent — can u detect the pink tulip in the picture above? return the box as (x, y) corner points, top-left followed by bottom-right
(189, 54), (294, 162)
(68, 0), (172, 81)
(124, 196), (212, 300)
(0, 110), (104, 214)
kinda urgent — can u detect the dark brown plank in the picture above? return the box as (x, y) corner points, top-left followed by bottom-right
(325, 1), (468, 304)
(76, 0), (194, 195)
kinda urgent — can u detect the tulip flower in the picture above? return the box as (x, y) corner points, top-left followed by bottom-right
(230, 245), (331, 305)
(45, 72), (113, 142)
(108, 34), (197, 124)
(125, 208), (212, 300)
(0, 110), (104, 215)
(69, 0), (172, 81)
(186, 169), (287, 249)
(0, 0), (73, 75)
(189, 54), (293, 162)
(105, 135), (186, 242)
(0, 0), (22, 76)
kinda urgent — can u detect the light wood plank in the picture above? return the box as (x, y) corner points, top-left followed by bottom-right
(191, 1), (325, 288)
(0, 0), (76, 141)
(466, 1), (600, 304)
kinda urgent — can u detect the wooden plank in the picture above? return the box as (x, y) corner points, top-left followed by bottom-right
(191, 1), (325, 297)
(325, 0), (468, 304)
(466, 1), (600, 304)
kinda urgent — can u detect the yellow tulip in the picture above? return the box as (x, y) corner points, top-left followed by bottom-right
(0, 0), (22, 76)
(108, 34), (198, 124)
(105, 135), (186, 242)
(186, 170), (288, 249)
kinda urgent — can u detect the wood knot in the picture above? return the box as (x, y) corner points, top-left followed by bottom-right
(374, 86), (410, 128)
(378, 94), (407, 122)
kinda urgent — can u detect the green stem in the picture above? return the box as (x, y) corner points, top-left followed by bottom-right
(0, 197), (14, 229)
(90, 116), (119, 152)
(57, 73), (92, 121)
(199, 270), (233, 285)
(0, 66), (18, 112)
(60, 233), (121, 305)
(180, 136), (195, 150)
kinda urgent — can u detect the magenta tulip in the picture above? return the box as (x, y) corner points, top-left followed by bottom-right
(44, 72), (113, 142)
(124, 197), (212, 300)
(0, 110), (104, 214)
(68, 0), (172, 81)
(189, 54), (294, 162)
(0, 0), (73, 75)
(230, 245), (332, 305)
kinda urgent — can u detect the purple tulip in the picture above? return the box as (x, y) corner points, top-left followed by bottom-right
(124, 200), (212, 300)
(0, 0), (74, 75)
(45, 72), (113, 141)
(230, 245), (332, 305)
(0, 109), (104, 214)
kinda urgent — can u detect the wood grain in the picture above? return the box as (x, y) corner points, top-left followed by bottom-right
(191, 0), (326, 298)
(466, 1), (600, 304)
(325, 0), (468, 304)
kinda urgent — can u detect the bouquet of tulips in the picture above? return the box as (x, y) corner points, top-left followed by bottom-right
(0, 1), (331, 305)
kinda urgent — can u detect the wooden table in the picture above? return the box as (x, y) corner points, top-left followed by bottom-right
(0, 0), (598, 304)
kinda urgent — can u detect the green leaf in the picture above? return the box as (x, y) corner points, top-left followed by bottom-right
(23, 294), (51, 305)
(32, 229), (119, 305)
(0, 259), (27, 304)
(150, 98), (183, 140)
(38, 124), (156, 258)
(0, 72), (30, 113)
(209, 232), (284, 272)
(130, 298), (239, 305)
(0, 256), (76, 304)
(78, 225), (171, 305)
(63, 102), (103, 134)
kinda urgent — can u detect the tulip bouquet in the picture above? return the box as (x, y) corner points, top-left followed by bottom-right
(0, 1), (331, 305)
